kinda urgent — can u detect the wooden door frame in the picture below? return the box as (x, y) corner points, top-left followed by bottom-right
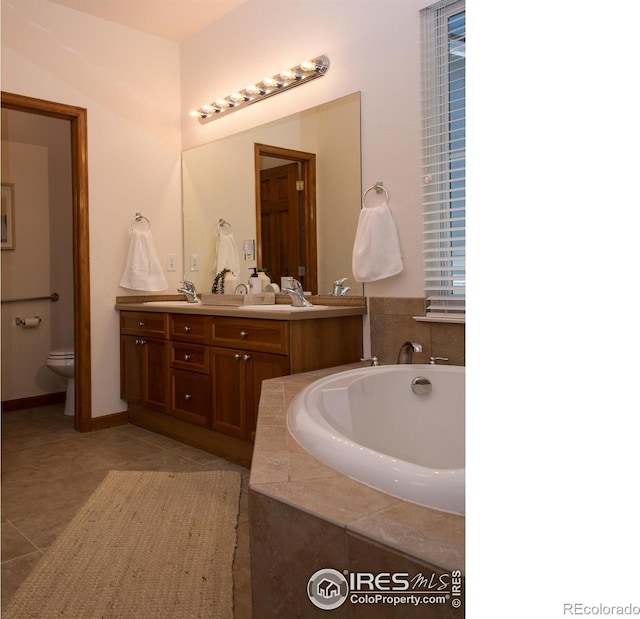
(254, 143), (318, 294)
(1, 91), (92, 432)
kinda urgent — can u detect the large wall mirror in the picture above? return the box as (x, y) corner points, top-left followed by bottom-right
(182, 92), (362, 296)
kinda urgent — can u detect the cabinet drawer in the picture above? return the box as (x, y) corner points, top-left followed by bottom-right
(169, 314), (209, 343)
(211, 317), (289, 354)
(170, 342), (209, 374)
(170, 369), (210, 426)
(120, 312), (168, 338)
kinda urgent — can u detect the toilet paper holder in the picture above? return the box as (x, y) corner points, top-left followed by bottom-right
(15, 316), (42, 327)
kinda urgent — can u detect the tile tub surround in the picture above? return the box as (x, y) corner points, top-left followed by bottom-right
(369, 297), (465, 366)
(249, 365), (465, 618)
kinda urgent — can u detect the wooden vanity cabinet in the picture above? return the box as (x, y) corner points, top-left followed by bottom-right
(168, 314), (210, 426)
(120, 312), (169, 413)
(210, 346), (289, 441)
(209, 317), (290, 440)
(120, 307), (363, 459)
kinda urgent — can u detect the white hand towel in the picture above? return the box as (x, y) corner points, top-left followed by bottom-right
(352, 201), (403, 282)
(216, 229), (241, 277)
(119, 229), (168, 291)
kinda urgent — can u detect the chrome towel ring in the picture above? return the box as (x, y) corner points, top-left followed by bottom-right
(131, 212), (151, 230)
(362, 181), (389, 208)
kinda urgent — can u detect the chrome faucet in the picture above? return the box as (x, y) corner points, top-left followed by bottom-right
(397, 341), (423, 364)
(331, 277), (351, 296)
(282, 278), (313, 307)
(177, 280), (200, 303)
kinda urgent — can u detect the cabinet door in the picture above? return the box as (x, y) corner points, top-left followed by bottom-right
(244, 351), (289, 441)
(144, 338), (170, 412)
(121, 335), (144, 404)
(210, 347), (246, 438)
(170, 369), (210, 426)
(120, 335), (168, 412)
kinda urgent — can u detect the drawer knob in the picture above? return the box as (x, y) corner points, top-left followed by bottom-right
(183, 354), (191, 361)
(240, 330), (249, 338)
(138, 321), (145, 327)
(184, 326), (192, 333)
(184, 394), (193, 401)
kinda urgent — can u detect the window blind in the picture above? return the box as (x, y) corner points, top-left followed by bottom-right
(421, 0), (466, 321)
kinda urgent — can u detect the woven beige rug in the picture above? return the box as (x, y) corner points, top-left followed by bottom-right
(5, 470), (241, 619)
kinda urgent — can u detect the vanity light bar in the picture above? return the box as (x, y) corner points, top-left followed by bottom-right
(192, 55), (330, 121)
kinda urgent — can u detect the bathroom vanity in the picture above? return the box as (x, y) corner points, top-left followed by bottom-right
(115, 298), (365, 466)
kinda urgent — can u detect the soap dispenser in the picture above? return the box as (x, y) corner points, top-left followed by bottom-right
(248, 268), (262, 293)
(257, 269), (271, 289)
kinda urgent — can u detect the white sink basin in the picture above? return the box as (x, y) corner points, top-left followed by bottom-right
(144, 301), (201, 306)
(243, 304), (329, 311)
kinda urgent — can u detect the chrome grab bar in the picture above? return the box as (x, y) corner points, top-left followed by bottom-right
(1, 292), (59, 304)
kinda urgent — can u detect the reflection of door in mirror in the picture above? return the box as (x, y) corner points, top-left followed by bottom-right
(255, 144), (317, 294)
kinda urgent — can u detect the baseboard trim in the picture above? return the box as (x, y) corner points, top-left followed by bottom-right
(90, 411), (129, 431)
(1, 392), (66, 412)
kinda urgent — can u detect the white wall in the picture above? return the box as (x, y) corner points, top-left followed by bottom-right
(2, 1), (183, 416)
(181, 0), (432, 299)
(2, 0), (430, 416)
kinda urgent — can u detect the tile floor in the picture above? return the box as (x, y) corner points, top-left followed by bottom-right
(1, 404), (252, 617)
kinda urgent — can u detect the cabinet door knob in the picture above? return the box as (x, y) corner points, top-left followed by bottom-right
(184, 394), (193, 401)
(240, 330), (249, 338)
(183, 354), (191, 361)
(184, 326), (192, 333)
(234, 353), (242, 361)
(136, 339), (146, 345)
(243, 354), (252, 362)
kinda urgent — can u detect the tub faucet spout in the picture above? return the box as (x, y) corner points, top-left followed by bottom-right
(397, 341), (423, 364)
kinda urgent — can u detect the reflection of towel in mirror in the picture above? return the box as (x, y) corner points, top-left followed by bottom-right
(216, 231), (240, 277)
(352, 201), (403, 282)
(119, 229), (168, 291)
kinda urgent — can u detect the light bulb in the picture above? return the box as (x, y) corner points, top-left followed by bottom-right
(300, 60), (316, 72)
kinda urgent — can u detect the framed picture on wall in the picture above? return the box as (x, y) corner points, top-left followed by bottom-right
(1, 183), (15, 250)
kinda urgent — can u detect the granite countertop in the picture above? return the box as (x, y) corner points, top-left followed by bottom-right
(115, 295), (367, 321)
(249, 363), (465, 573)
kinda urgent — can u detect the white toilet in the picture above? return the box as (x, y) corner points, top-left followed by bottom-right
(46, 347), (75, 416)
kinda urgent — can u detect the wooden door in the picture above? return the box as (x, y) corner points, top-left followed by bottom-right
(244, 352), (289, 441)
(121, 335), (144, 404)
(121, 335), (168, 412)
(210, 347), (246, 438)
(259, 163), (300, 282)
(143, 338), (169, 412)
